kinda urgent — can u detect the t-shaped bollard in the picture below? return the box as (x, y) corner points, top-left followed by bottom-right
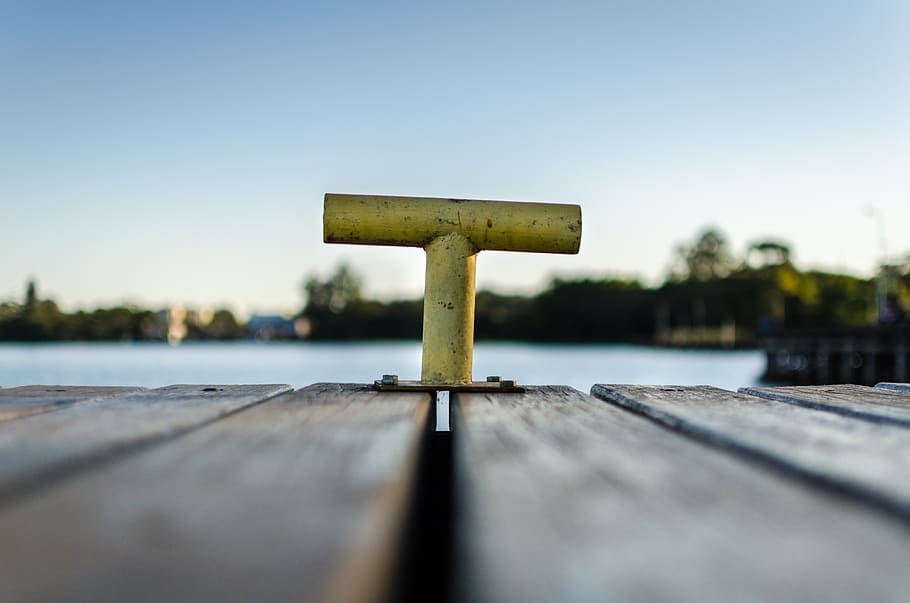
(323, 193), (582, 387)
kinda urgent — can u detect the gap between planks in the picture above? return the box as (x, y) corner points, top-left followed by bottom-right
(592, 383), (910, 522)
(741, 383), (910, 427)
(0, 383), (291, 506)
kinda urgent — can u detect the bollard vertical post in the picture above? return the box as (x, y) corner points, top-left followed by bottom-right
(422, 233), (478, 384)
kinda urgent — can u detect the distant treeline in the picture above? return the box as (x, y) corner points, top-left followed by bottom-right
(302, 266), (886, 346)
(4, 228), (909, 345)
(0, 281), (245, 342)
(301, 229), (909, 346)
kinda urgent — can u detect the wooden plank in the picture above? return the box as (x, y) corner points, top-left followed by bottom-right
(0, 383), (291, 501)
(592, 384), (910, 517)
(0, 383), (430, 602)
(455, 386), (910, 603)
(742, 384), (910, 427)
(877, 382), (910, 393)
(0, 385), (144, 422)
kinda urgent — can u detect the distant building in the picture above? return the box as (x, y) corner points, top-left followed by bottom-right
(168, 305), (187, 345)
(248, 314), (308, 340)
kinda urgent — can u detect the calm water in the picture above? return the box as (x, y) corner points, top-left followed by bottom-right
(0, 342), (765, 392)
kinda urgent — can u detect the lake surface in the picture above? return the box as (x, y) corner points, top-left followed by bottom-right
(0, 342), (765, 392)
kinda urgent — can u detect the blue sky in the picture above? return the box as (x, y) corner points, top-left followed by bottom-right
(2, 0), (908, 316)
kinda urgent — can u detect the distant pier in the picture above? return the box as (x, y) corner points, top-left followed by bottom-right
(761, 326), (910, 385)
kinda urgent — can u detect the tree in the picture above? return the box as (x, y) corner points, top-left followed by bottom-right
(747, 240), (792, 267)
(303, 264), (363, 314)
(0, 279), (64, 340)
(207, 309), (245, 339)
(24, 280), (37, 310)
(672, 228), (735, 282)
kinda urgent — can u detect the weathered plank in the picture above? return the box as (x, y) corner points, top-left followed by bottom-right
(0, 383), (291, 500)
(0, 385), (144, 422)
(455, 386), (910, 603)
(877, 382), (910, 393)
(742, 384), (910, 427)
(592, 384), (910, 517)
(0, 383), (430, 603)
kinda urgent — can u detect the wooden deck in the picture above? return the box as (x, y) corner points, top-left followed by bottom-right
(1, 381), (909, 601)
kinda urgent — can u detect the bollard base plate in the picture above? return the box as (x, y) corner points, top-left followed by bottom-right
(374, 379), (525, 393)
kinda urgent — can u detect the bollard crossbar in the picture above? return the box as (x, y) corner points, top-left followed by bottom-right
(323, 193), (582, 386)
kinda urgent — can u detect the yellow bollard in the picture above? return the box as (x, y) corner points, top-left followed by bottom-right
(323, 193), (582, 386)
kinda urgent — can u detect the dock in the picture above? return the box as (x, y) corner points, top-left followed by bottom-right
(761, 326), (910, 385)
(4, 194), (908, 600)
(1, 380), (910, 601)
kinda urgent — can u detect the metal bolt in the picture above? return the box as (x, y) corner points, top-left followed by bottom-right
(381, 374), (399, 386)
(486, 375), (502, 382)
(500, 379), (517, 388)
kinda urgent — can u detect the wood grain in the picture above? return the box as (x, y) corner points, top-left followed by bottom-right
(592, 384), (910, 518)
(455, 386), (910, 603)
(742, 384), (910, 426)
(0, 383), (291, 501)
(0, 385), (144, 422)
(0, 383), (430, 603)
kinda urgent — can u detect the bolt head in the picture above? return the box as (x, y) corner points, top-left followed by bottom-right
(381, 374), (399, 386)
(486, 375), (502, 382)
